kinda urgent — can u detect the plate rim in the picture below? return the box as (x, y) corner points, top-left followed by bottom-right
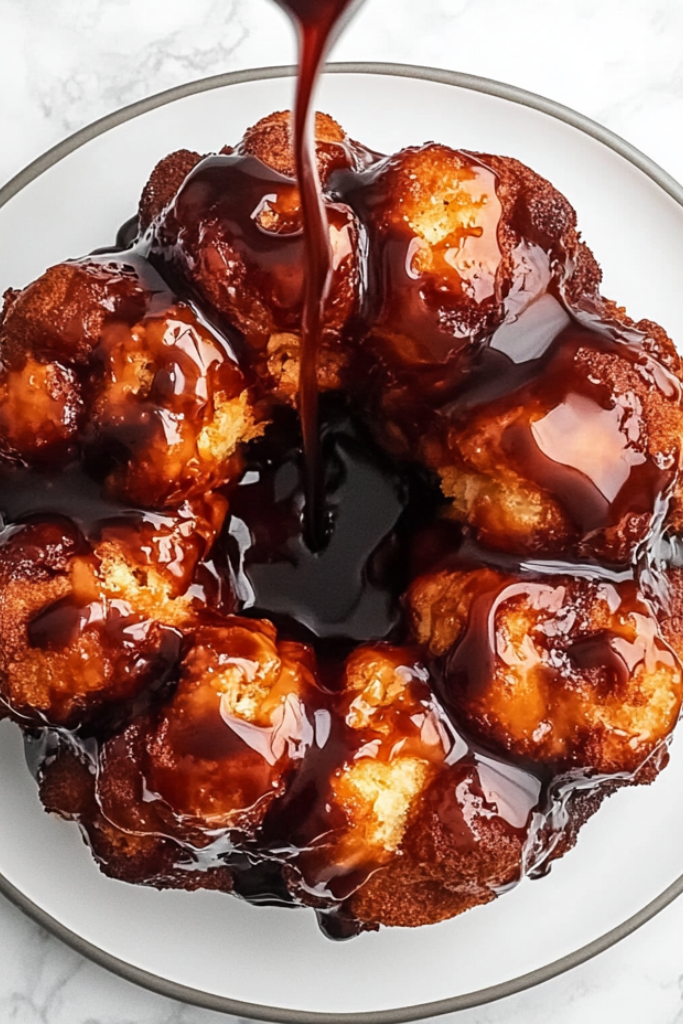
(2, 60), (683, 1023)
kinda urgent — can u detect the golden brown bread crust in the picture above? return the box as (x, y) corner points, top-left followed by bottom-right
(348, 762), (525, 928)
(0, 358), (83, 464)
(150, 128), (361, 404)
(433, 337), (683, 562)
(137, 110), (363, 236)
(280, 644), (535, 929)
(408, 568), (682, 775)
(0, 257), (267, 507)
(474, 152), (602, 301)
(40, 742), (234, 891)
(86, 303), (263, 508)
(138, 148), (203, 232)
(143, 620), (323, 838)
(0, 263), (151, 369)
(237, 110), (352, 180)
(0, 518), (189, 728)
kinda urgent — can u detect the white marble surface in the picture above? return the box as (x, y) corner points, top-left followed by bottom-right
(2, 0), (683, 1021)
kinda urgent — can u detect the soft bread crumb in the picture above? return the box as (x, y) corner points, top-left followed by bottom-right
(335, 757), (432, 853)
(197, 391), (266, 462)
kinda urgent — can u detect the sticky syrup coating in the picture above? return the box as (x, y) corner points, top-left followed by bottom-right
(406, 565), (502, 657)
(475, 151), (603, 305)
(138, 148), (204, 232)
(0, 260), (147, 466)
(347, 760), (527, 928)
(87, 496), (231, 627)
(283, 645), (448, 915)
(0, 519), (177, 728)
(40, 740), (234, 892)
(348, 144), (605, 453)
(150, 114), (362, 401)
(157, 176), (358, 395)
(0, 356), (84, 464)
(353, 144), (507, 362)
(658, 568), (683, 667)
(237, 110), (370, 402)
(408, 569), (682, 774)
(330, 646), (448, 865)
(137, 111), (362, 233)
(1, 111), (683, 935)
(87, 303), (265, 507)
(431, 329), (683, 562)
(143, 619), (322, 838)
(286, 645), (530, 929)
(0, 505), (226, 728)
(354, 144), (683, 561)
(0, 258), (265, 505)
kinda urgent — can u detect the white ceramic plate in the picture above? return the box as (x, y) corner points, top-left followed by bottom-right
(2, 64), (683, 1023)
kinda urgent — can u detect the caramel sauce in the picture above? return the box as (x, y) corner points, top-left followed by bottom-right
(272, 0), (364, 549)
(225, 399), (434, 645)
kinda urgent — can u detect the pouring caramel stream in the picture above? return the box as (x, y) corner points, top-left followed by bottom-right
(271, 0), (364, 550)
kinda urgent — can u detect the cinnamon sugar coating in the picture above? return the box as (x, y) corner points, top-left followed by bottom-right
(237, 110), (366, 181)
(0, 261), (148, 367)
(138, 148), (203, 231)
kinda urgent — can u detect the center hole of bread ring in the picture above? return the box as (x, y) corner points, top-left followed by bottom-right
(225, 395), (439, 646)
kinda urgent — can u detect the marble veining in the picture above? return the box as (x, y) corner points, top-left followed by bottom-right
(2, 0), (683, 1020)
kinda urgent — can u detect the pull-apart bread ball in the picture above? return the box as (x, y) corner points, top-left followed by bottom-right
(0, 500), (230, 729)
(0, 258), (150, 368)
(0, 254), (264, 506)
(137, 110), (371, 231)
(408, 569), (682, 775)
(333, 143), (683, 566)
(86, 295), (263, 507)
(0, 259), (148, 464)
(346, 758), (535, 931)
(39, 738), (234, 892)
(148, 112), (363, 401)
(340, 145), (506, 369)
(86, 495), (231, 626)
(338, 144), (604, 451)
(434, 322), (683, 563)
(235, 110), (377, 181)
(284, 645), (534, 931)
(0, 518), (181, 728)
(0, 357), (83, 465)
(138, 619), (324, 840)
(309, 647), (452, 888)
(40, 619), (325, 885)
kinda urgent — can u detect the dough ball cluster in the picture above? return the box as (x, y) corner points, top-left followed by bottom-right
(1, 110), (681, 937)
